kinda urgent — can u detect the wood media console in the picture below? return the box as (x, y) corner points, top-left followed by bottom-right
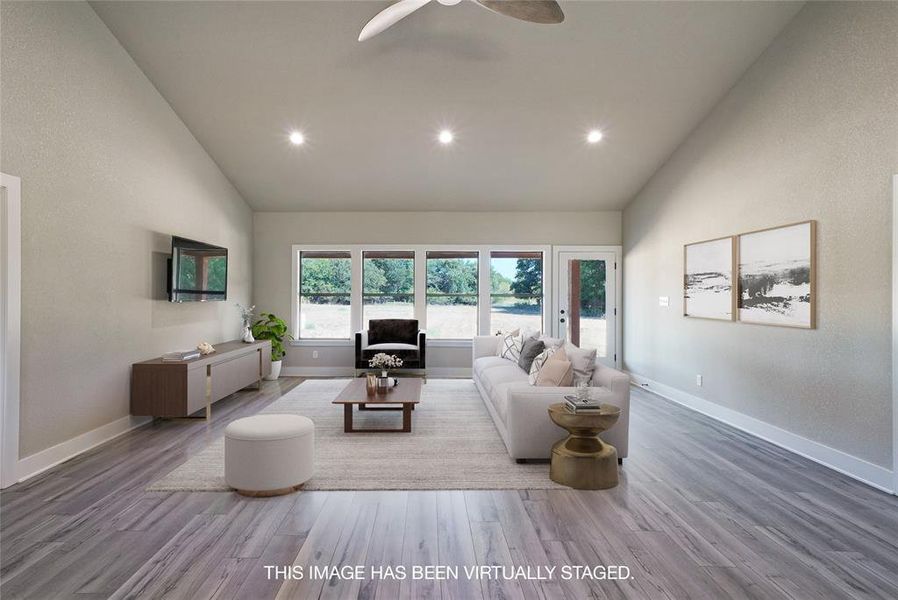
(131, 339), (271, 419)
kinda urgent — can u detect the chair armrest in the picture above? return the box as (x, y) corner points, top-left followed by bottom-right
(355, 331), (369, 367)
(418, 330), (426, 367)
(355, 330), (369, 349)
(473, 336), (500, 360)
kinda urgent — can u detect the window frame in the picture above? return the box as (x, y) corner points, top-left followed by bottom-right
(297, 250), (353, 341)
(488, 251), (546, 335)
(290, 245), (552, 347)
(362, 250), (416, 329)
(425, 250), (480, 341)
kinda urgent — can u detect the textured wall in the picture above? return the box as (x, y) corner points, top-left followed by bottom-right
(254, 211), (621, 369)
(623, 2), (897, 467)
(1, 2), (253, 457)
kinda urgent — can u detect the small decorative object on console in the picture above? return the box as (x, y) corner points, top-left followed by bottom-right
(366, 372), (377, 396)
(236, 303), (256, 343)
(196, 341), (216, 355)
(162, 349), (201, 362)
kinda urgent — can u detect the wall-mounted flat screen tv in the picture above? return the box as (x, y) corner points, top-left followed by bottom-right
(168, 236), (228, 302)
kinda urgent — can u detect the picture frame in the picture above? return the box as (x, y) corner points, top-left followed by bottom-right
(683, 236), (736, 321)
(736, 220), (816, 329)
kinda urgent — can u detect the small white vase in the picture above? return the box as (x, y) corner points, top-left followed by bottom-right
(265, 360), (282, 381)
(242, 325), (255, 343)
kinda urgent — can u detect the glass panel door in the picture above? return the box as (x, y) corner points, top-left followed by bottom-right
(557, 252), (616, 367)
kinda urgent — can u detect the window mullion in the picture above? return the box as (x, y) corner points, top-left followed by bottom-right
(478, 247), (491, 335)
(414, 249), (426, 330)
(351, 249), (362, 334)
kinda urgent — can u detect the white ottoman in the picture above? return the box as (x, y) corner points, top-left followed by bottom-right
(224, 414), (314, 496)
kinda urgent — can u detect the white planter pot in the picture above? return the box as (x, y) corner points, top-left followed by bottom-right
(265, 360), (282, 381)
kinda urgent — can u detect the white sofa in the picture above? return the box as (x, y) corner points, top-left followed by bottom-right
(472, 336), (630, 462)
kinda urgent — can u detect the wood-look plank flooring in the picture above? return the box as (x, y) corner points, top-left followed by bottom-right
(2, 378), (897, 599)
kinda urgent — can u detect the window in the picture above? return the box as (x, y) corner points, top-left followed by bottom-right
(362, 251), (415, 327)
(426, 251), (478, 339)
(490, 251), (544, 334)
(299, 251), (351, 339)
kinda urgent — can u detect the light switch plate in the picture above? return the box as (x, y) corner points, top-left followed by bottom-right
(659, 296), (670, 307)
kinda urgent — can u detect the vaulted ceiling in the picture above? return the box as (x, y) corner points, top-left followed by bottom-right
(91, 1), (803, 211)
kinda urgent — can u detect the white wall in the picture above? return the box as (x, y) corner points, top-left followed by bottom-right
(623, 2), (897, 478)
(254, 211), (621, 372)
(0, 2), (253, 460)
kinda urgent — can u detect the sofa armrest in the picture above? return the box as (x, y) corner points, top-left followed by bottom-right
(592, 364), (630, 399)
(473, 336), (500, 360)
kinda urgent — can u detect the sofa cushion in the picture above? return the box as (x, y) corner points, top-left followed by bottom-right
(564, 342), (597, 385)
(368, 319), (418, 346)
(528, 345), (561, 384)
(483, 362), (529, 388)
(535, 357), (573, 386)
(497, 332), (524, 362)
(473, 356), (512, 380)
(366, 343), (418, 351)
(517, 339), (545, 372)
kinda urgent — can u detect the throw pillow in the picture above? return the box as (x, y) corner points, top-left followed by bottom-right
(528, 346), (564, 384)
(520, 327), (541, 342)
(535, 356), (574, 387)
(495, 329), (520, 355)
(517, 339), (546, 372)
(538, 334), (565, 348)
(498, 332), (524, 362)
(564, 342), (597, 385)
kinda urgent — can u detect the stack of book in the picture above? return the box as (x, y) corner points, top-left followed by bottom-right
(162, 349), (201, 362)
(564, 395), (603, 413)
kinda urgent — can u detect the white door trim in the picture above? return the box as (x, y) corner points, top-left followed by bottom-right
(1, 173), (22, 489)
(552, 245), (622, 370)
(892, 174), (898, 494)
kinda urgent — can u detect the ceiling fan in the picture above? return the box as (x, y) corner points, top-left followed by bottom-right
(358, 0), (564, 42)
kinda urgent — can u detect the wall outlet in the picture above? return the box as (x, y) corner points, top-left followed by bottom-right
(696, 374), (703, 387)
(312, 350), (319, 359)
(659, 296), (669, 307)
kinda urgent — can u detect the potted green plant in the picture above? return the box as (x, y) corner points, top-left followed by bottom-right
(251, 312), (293, 380)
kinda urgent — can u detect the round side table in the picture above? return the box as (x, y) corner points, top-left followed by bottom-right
(547, 402), (620, 490)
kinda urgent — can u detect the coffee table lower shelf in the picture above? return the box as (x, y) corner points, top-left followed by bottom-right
(342, 404), (413, 433)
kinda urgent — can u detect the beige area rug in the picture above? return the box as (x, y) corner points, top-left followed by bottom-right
(147, 379), (564, 491)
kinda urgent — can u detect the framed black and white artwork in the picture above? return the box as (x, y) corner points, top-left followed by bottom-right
(683, 236), (735, 321)
(737, 220), (816, 328)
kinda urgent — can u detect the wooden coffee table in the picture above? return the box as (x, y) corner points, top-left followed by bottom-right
(332, 378), (422, 433)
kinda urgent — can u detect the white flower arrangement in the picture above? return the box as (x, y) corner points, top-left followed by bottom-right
(236, 303), (256, 326)
(368, 353), (403, 370)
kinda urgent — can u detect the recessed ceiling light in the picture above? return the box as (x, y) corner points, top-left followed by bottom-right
(289, 131), (305, 146)
(587, 129), (603, 144)
(438, 129), (454, 145)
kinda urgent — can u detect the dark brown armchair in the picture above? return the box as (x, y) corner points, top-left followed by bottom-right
(355, 319), (426, 370)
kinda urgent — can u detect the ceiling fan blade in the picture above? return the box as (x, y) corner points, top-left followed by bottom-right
(358, 0), (433, 41)
(473, 0), (564, 24)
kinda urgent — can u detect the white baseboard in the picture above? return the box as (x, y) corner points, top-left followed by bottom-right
(629, 373), (895, 494)
(282, 366), (472, 379)
(282, 366), (355, 377)
(16, 415), (152, 484)
(426, 367), (472, 378)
